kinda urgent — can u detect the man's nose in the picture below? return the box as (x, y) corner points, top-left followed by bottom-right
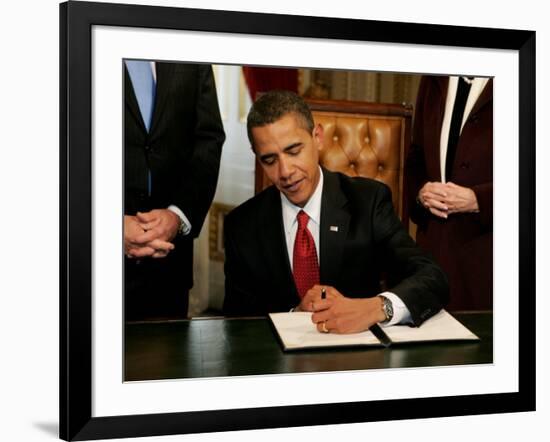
(278, 156), (293, 179)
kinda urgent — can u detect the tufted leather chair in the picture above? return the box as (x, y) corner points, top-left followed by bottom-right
(255, 98), (413, 227)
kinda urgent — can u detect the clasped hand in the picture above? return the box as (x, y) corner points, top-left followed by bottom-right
(418, 181), (479, 219)
(297, 285), (386, 334)
(124, 209), (180, 259)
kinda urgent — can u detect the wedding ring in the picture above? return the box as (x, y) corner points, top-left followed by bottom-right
(321, 321), (329, 333)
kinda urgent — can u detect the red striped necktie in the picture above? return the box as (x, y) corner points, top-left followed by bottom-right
(293, 210), (320, 298)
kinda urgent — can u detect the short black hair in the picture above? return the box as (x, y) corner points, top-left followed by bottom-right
(247, 90), (314, 149)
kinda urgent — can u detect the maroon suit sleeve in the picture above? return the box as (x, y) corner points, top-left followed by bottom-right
(405, 76), (431, 227)
(472, 182), (493, 229)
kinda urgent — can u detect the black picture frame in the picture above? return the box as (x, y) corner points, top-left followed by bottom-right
(59, 1), (536, 440)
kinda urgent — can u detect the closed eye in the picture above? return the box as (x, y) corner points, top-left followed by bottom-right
(284, 143), (302, 155)
(260, 154), (277, 165)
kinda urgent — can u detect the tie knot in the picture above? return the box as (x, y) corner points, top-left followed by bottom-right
(297, 210), (309, 228)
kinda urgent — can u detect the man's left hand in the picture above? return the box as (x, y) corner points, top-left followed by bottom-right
(310, 287), (386, 334)
(135, 209), (180, 244)
(443, 182), (479, 214)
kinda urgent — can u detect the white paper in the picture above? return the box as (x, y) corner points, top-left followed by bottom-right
(383, 310), (480, 343)
(269, 312), (382, 349)
(269, 310), (479, 350)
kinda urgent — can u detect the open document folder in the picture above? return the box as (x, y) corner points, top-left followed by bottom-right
(268, 310), (479, 351)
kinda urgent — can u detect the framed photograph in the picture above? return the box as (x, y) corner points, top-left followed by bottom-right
(60, 1), (535, 440)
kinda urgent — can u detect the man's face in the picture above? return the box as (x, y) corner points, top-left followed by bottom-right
(252, 113), (323, 207)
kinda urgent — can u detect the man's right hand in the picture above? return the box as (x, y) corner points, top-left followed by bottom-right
(297, 285), (387, 334)
(124, 215), (175, 258)
(296, 285), (339, 312)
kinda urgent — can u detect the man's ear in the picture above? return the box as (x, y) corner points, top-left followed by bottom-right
(312, 123), (324, 150)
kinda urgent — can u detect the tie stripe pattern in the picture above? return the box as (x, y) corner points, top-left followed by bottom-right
(293, 210), (320, 298)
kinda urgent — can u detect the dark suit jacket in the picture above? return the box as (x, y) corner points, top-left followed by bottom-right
(405, 76), (493, 311)
(223, 169), (448, 326)
(125, 62), (225, 319)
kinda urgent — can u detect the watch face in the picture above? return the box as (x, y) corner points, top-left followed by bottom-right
(384, 297), (394, 319)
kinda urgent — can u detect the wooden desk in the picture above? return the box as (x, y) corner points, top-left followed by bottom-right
(125, 312), (492, 381)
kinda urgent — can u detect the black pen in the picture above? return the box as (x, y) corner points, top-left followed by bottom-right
(321, 287), (326, 299)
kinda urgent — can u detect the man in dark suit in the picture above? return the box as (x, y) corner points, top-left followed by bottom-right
(124, 61), (225, 320)
(405, 75), (492, 311)
(223, 90), (447, 333)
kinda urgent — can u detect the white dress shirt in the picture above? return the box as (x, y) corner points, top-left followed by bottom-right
(281, 167), (411, 326)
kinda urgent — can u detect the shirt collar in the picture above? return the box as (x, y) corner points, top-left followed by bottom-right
(281, 167), (323, 231)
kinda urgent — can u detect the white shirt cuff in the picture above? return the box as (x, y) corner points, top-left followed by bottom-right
(379, 291), (412, 327)
(167, 205), (192, 236)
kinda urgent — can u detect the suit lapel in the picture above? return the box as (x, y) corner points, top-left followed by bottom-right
(124, 66), (147, 133)
(149, 62), (176, 137)
(319, 170), (350, 286)
(435, 76), (449, 122)
(468, 78), (493, 117)
(259, 188), (298, 301)
(452, 79), (492, 172)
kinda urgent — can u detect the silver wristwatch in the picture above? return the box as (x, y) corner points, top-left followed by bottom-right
(177, 217), (186, 236)
(379, 295), (394, 324)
